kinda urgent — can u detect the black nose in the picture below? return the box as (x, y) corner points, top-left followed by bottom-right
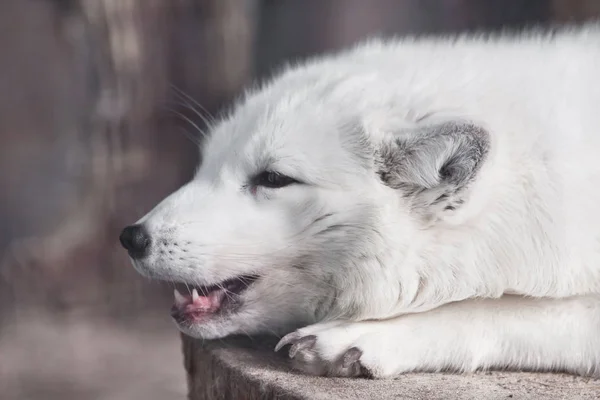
(119, 224), (151, 258)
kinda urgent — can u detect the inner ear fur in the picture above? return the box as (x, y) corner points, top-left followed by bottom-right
(377, 120), (490, 213)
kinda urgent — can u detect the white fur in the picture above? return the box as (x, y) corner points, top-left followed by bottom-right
(131, 24), (600, 377)
(283, 295), (600, 377)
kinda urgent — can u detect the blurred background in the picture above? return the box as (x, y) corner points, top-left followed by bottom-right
(0, 1), (598, 399)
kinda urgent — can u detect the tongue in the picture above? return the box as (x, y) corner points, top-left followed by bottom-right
(172, 288), (224, 318)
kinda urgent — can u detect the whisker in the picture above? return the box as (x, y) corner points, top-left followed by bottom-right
(165, 101), (212, 134)
(254, 321), (281, 338)
(170, 84), (217, 127)
(168, 108), (208, 141)
(170, 100), (213, 129)
(184, 282), (192, 296)
(216, 281), (234, 304)
(176, 126), (203, 147)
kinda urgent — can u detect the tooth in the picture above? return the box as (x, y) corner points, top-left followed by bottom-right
(174, 289), (187, 307)
(192, 288), (199, 303)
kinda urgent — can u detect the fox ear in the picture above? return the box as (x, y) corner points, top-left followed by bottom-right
(377, 120), (490, 217)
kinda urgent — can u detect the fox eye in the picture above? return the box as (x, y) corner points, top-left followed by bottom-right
(253, 171), (299, 189)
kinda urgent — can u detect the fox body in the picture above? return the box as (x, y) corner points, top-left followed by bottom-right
(121, 25), (600, 377)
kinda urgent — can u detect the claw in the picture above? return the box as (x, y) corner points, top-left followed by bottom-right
(289, 335), (317, 358)
(275, 332), (300, 352)
(342, 347), (363, 368)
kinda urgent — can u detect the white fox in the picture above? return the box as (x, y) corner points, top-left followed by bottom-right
(120, 24), (600, 378)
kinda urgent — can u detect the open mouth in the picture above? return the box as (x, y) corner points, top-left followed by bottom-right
(170, 275), (259, 324)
